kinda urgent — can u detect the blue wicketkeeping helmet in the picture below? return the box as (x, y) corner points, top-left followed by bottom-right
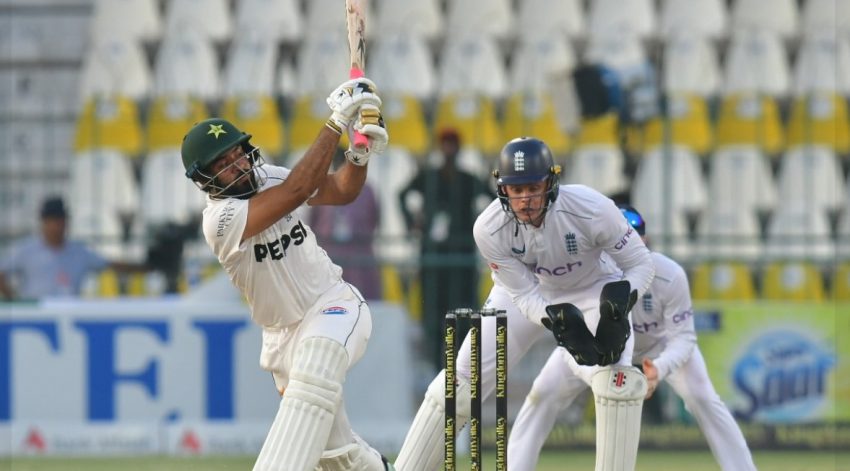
(492, 137), (561, 217)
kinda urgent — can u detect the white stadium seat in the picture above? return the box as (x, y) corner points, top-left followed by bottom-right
(567, 145), (628, 197)
(79, 36), (153, 103)
(801, 0), (850, 38)
(792, 31), (850, 98)
(517, 0), (585, 42)
(509, 33), (576, 94)
(587, 0), (656, 41)
(234, 0), (303, 44)
(154, 29), (220, 100)
(375, 0), (443, 41)
(292, 32), (350, 97)
(658, 0), (727, 41)
(444, 0), (513, 41)
(370, 32), (437, 100)
(68, 149), (140, 260)
(437, 33), (507, 100)
(764, 200), (835, 263)
(164, 0), (231, 43)
(303, 0), (375, 40)
(776, 145), (846, 214)
(731, 0), (799, 40)
(140, 148), (206, 228)
(90, 0), (161, 43)
(662, 32), (720, 98)
(631, 146), (708, 261)
(585, 29), (648, 78)
(722, 29), (790, 98)
(222, 31), (280, 98)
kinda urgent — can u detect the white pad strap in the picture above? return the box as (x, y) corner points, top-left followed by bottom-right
(254, 337), (349, 471)
(590, 366), (647, 471)
(394, 369), (470, 471)
(314, 441), (386, 471)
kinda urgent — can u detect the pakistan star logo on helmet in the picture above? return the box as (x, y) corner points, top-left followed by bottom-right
(207, 124), (227, 139)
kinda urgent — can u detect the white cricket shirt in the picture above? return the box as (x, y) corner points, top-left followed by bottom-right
(474, 184), (655, 326)
(202, 165), (344, 328)
(631, 251), (697, 380)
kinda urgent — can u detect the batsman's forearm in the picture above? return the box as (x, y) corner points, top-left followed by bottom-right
(288, 127), (341, 197)
(332, 160), (368, 204)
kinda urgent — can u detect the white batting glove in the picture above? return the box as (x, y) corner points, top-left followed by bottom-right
(345, 104), (388, 166)
(326, 77), (382, 135)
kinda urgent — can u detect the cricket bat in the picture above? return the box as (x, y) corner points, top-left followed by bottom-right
(345, 0), (369, 150)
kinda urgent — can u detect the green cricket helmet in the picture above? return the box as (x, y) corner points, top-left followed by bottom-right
(181, 118), (266, 199)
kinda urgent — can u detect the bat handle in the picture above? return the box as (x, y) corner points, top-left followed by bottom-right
(349, 67), (369, 151)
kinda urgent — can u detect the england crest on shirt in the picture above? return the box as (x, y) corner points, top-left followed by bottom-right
(564, 233), (578, 255)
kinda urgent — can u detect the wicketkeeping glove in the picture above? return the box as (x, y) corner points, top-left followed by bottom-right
(345, 104), (388, 166)
(594, 280), (638, 365)
(542, 303), (601, 366)
(326, 77), (382, 134)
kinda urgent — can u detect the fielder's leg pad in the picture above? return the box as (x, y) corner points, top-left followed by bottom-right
(590, 366), (647, 471)
(253, 337), (349, 471)
(393, 369), (470, 471)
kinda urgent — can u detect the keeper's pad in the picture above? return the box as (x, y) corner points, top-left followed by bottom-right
(594, 280), (638, 365)
(254, 337), (349, 471)
(591, 366), (647, 471)
(394, 369), (470, 471)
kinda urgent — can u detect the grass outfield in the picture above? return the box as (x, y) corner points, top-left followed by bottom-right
(2, 450), (849, 471)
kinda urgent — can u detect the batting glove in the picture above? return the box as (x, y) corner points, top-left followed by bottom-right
(326, 77), (382, 134)
(345, 104), (388, 166)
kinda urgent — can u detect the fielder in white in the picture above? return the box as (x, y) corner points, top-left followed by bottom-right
(395, 137), (656, 471)
(181, 77), (395, 471)
(508, 204), (757, 471)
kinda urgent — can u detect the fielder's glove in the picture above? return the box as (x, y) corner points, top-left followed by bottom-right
(594, 280), (638, 365)
(326, 77), (382, 134)
(542, 303), (601, 366)
(345, 104), (388, 166)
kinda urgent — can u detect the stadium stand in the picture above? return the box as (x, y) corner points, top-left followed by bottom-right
(691, 261), (757, 301)
(88, 0), (161, 44)
(761, 261), (827, 302)
(657, 0), (727, 41)
(374, 0), (443, 41)
(516, 0), (585, 42)
(233, 0), (303, 45)
(7, 0), (849, 300)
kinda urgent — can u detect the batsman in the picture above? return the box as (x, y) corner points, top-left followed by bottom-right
(395, 137), (656, 471)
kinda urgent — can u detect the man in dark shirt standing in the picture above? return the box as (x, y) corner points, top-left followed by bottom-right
(399, 128), (494, 372)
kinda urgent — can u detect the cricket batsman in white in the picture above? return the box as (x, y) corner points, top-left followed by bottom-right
(508, 204), (757, 471)
(395, 137), (656, 471)
(181, 76), (395, 470)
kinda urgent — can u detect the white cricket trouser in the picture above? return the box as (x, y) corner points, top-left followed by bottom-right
(258, 282), (378, 456)
(507, 347), (756, 471)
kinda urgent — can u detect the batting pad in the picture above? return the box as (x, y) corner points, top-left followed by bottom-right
(591, 366), (647, 471)
(253, 337), (349, 471)
(394, 369), (470, 471)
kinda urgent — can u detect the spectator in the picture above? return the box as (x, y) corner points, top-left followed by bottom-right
(398, 128), (494, 372)
(310, 150), (382, 299)
(0, 196), (146, 300)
